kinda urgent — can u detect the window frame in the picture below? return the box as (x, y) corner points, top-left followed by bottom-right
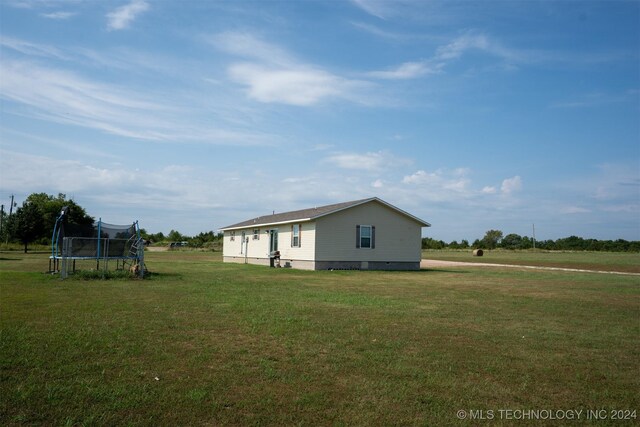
(291, 223), (301, 248)
(360, 225), (372, 249)
(356, 224), (376, 249)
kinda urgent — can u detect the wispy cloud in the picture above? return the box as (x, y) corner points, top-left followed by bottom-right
(209, 32), (370, 106)
(0, 36), (69, 60)
(41, 11), (76, 20)
(325, 150), (411, 171)
(350, 0), (390, 19)
(367, 33), (506, 81)
(210, 32), (294, 67)
(368, 61), (438, 80)
(350, 21), (405, 40)
(0, 149), (226, 216)
(368, 30), (623, 82)
(106, 0), (149, 31)
(0, 59), (273, 145)
(560, 206), (591, 214)
(551, 91), (638, 109)
(349, 0), (416, 20)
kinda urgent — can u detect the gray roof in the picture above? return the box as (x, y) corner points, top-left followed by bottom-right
(220, 197), (430, 230)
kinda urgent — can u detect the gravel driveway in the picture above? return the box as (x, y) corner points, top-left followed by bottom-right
(420, 259), (640, 276)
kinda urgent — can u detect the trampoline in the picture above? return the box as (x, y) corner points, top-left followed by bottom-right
(49, 207), (145, 278)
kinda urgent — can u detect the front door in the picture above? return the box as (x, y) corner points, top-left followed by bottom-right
(269, 229), (278, 254)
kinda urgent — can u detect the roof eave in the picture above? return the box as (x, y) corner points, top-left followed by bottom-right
(219, 217), (313, 231)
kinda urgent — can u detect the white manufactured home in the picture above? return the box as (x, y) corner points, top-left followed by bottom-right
(220, 197), (430, 270)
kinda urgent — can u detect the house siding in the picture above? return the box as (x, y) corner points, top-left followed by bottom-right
(223, 223), (317, 268)
(276, 222), (316, 262)
(315, 201), (422, 265)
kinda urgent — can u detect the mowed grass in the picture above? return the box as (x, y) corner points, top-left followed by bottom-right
(423, 249), (640, 273)
(1, 251), (639, 426)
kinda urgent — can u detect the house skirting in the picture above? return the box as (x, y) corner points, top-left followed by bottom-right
(315, 261), (420, 271)
(223, 256), (419, 271)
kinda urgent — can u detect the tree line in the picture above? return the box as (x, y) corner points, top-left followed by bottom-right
(0, 193), (223, 252)
(422, 229), (640, 252)
(139, 229), (223, 249)
(3, 193), (638, 253)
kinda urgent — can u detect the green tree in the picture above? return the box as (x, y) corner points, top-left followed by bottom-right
(8, 201), (44, 253)
(25, 193), (93, 241)
(421, 237), (445, 249)
(167, 230), (184, 242)
(151, 232), (165, 242)
(501, 233), (523, 250)
(480, 229), (503, 249)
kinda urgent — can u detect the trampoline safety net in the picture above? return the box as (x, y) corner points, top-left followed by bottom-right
(50, 218), (145, 278)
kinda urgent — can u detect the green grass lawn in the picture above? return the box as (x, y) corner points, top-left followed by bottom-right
(1, 251), (639, 425)
(423, 249), (640, 273)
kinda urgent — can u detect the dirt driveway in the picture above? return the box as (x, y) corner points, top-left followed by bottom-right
(420, 259), (640, 276)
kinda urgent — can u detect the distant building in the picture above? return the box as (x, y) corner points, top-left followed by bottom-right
(220, 197), (430, 270)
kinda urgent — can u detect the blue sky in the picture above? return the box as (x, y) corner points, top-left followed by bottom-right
(1, 0), (638, 242)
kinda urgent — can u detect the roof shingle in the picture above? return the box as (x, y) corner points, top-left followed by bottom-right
(220, 197), (430, 230)
(220, 198), (372, 230)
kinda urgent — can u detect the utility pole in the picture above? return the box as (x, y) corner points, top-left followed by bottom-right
(532, 223), (536, 250)
(6, 195), (15, 244)
(0, 204), (4, 236)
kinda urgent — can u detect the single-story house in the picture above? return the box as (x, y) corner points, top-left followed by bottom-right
(219, 197), (430, 270)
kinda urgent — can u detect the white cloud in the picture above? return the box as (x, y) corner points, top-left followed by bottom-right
(228, 63), (348, 106)
(210, 32), (369, 106)
(106, 0), (149, 31)
(326, 151), (410, 171)
(41, 11), (76, 19)
(371, 179), (384, 188)
(481, 186), (497, 194)
(368, 61), (438, 80)
(402, 170), (439, 185)
(326, 152), (385, 171)
(501, 175), (522, 194)
(401, 168), (473, 200)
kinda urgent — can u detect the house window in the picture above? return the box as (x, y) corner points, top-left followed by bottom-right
(291, 224), (301, 248)
(253, 229), (260, 240)
(230, 231), (235, 241)
(356, 225), (375, 249)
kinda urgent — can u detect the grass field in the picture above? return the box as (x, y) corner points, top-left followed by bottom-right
(423, 249), (640, 274)
(1, 251), (639, 425)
